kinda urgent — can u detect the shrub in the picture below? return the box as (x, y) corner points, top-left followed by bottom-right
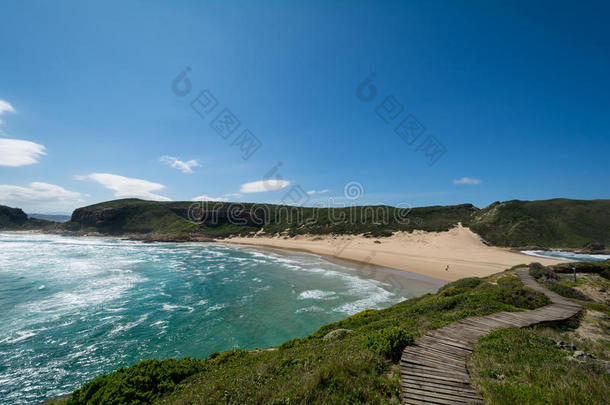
(365, 327), (414, 362)
(549, 260), (610, 280)
(493, 277), (551, 309)
(546, 282), (590, 301)
(529, 263), (557, 280)
(438, 277), (483, 293)
(67, 358), (203, 405)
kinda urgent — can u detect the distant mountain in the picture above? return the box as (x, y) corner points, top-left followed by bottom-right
(27, 213), (71, 223)
(64, 198), (610, 249)
(0, 205), (60, 230)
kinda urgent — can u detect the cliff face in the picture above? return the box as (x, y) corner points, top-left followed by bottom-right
(71, 206), (123, 228)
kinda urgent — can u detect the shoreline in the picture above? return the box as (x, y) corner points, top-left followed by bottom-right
(222, 226), (566, 282)
(0, 228), (568, 282)
(221, 241), (447, 287)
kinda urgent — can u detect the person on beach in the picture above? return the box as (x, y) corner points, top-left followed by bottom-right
(445, 265), (449, 272)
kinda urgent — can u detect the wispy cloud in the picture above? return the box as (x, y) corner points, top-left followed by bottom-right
(160, 156), (201, 174)
(224, 193), (242, 198)
(191, 195), (229, 202)
(453, 177), (482, 185)
(240, 179), (291, 193)
(306, 189), (330, 195)
(0, 138), (46, 167)
(0, 99), (16, 115)
(77, 173), (171, 201)
(0, 182), (85, 213)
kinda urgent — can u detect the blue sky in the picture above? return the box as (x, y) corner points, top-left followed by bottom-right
(1, 0), (608, 214)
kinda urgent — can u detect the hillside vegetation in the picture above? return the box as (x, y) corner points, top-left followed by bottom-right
(469, 199), (610, 249)
(51, 269), (551, 405)
(0, 205), (59, 230)
(48, 262), (610, 405)
(63, 198), (610, 249)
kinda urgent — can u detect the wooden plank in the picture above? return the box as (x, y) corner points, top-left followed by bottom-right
(405, 389), (482, 405)
(402, 375), (477, 391)
(402, 363), (471, 379)
(422, 334), (472, 347)
(402, 381), (481, 398)
(417, 342), (471, 359)
(403, 348), (465, 367)
(425, 333), (478, 349)
(403, 386), (481, 404)
(402, 370), (471, 384)
(402, 355), (468, 372)
(424, 329), (472, 342)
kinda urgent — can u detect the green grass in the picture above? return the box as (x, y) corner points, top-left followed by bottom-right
(61, 274), (549, 405)
(469, 327), (610, 405)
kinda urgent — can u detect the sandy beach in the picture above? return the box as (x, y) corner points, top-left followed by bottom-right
(225, 225), (565, 281)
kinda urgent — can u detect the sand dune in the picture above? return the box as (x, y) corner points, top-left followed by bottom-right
(224, 225), (564, 281)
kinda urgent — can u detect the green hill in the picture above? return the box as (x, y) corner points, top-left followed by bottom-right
(470, 199), (610, 249)
(0, 205), (59, 230)
(65, 198), (478, 237)
(64, 198), (610, 249)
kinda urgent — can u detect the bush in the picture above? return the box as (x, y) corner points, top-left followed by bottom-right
(492, 276), (551, 309)
(546, 282), (590, 301)
(549, 260), (610, 280)
(67, 358), (204, 405)
(365, 327), (414, 362)
(528, 263), (559, 281)
(438, 277), (483, 293)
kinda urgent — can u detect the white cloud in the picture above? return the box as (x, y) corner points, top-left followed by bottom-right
(78, 173), (171, 201)
(306, 189), (330, 195)
(0, 99), (16, 115)
(453, 177), (482, 185)
(160, 156), (201, 174)
(0, 138), (46, 167)
(0, 182), (85, 213)
(191, 195), (229, 202)
(240, 179), (291, 193)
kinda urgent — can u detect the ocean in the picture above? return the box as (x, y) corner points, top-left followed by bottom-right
(521, 250), (610, 262)
(0, 233), (440, 404)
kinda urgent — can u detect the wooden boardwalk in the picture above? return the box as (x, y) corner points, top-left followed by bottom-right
(400, 268), (582, 404)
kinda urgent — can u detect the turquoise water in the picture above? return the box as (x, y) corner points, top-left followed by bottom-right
(0, 233), (440, 404)
(522, 250), (610, 262)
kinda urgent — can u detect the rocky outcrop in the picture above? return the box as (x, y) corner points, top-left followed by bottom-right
(0, 205), (28, 228)
(70, 207), (123, 228)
